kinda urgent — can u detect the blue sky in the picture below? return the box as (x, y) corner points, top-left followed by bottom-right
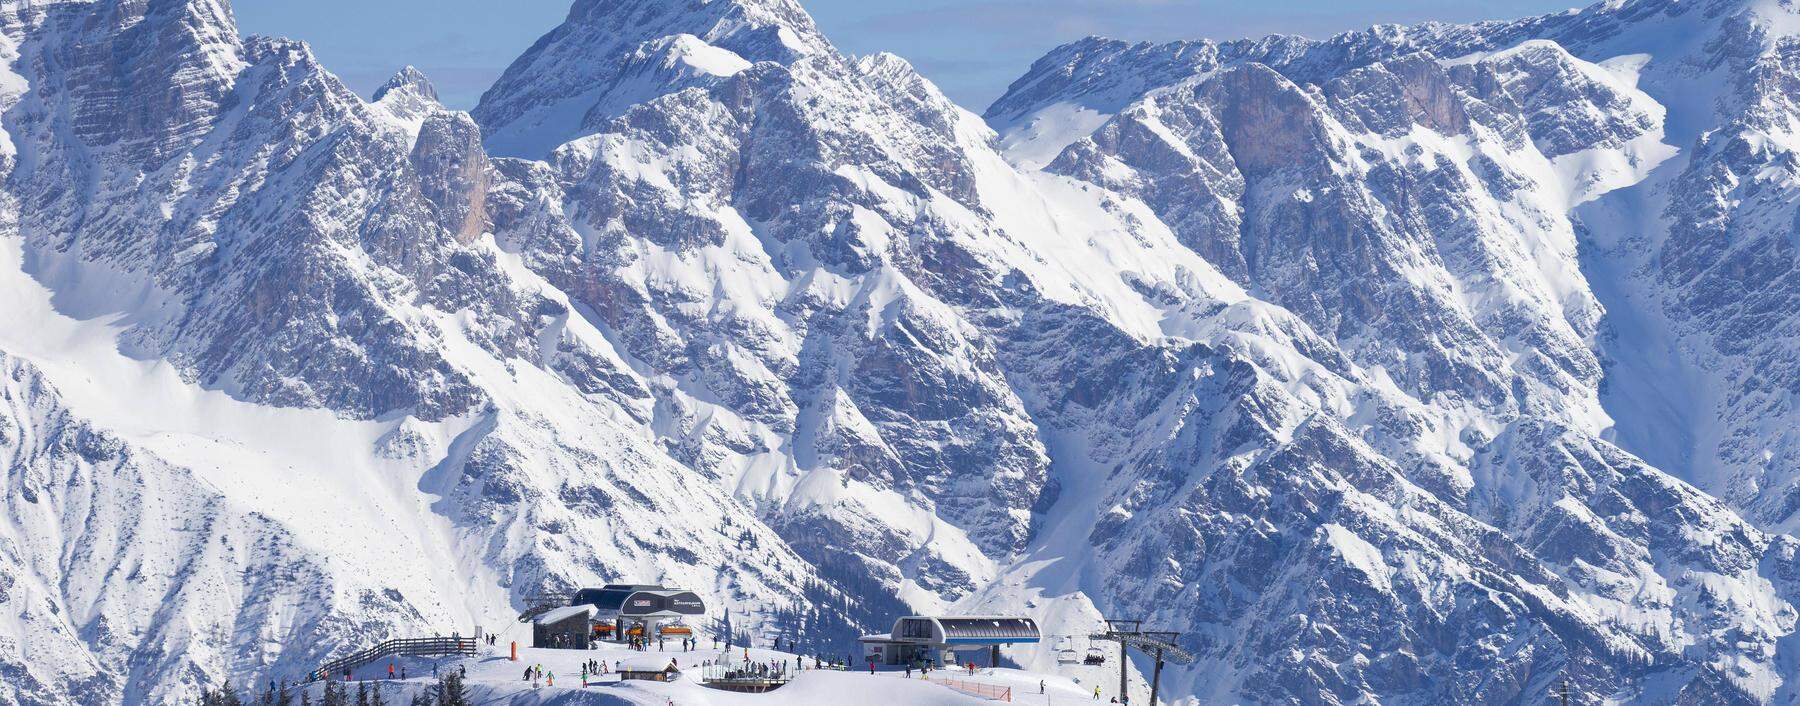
(233, 0), (1581, 112)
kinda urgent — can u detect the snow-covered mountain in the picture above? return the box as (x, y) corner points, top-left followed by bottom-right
(1, 0), (1798, 703)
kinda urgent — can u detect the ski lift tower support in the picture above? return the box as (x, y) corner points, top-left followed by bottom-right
(1090, 619), (1195, 705)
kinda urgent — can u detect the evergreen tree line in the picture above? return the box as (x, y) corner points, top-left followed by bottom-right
(196, 671), (473, 706)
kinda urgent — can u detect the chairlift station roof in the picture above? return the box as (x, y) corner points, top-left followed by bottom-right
(861, 616), (1041, 646)
(571, 584), (706, 619)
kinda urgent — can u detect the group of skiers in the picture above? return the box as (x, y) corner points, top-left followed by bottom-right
(526, 658), (654, 688)
(576, 658), (613, 685)
(715, 658), (787, 682)
(621, 635), (699, 651)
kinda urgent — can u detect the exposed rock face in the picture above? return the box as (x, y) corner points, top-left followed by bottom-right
(0, 353), (358, 705)
(471, 0), (831, 159)
(973, 0), (1800, 700)
(2, 0), (1800, 703)
(0, 2), (829, 703)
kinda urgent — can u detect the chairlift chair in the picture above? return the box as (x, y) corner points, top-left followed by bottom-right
(1083, 647), (1106, 665)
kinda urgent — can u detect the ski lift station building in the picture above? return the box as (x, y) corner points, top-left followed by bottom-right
(858, 616), (1040, 667)
(557, 584), (706, 646)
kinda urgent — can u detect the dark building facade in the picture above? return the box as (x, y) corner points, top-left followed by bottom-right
(533, 605), (597, 649)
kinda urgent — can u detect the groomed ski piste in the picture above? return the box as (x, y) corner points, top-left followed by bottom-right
(305, 639), (1098, 705)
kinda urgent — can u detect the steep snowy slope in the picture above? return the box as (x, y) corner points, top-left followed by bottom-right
(0, 350), (357, 705)
(467, 0), (1800, 703)
(991, 0), (1800, 533)
(473, 0), (831, 159)
(0, 1), (837, 702)
(975, 0), (1800, 700)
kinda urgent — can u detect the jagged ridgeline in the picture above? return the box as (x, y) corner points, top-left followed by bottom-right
(1, 0), (1798, 703)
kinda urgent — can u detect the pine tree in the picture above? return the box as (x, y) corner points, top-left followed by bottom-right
(320, 679), (347, 706)
(434, 671), (468, 706)
(276, 679), (294, 706)
(368, 682), (387, 706)
(355, 680), (368, 706)
(219, 681), (246, 706)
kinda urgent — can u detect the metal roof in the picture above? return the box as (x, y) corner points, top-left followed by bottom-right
(937, 617), (1039, 643)
(867, 616), (1042, 645)
(571, 586), (705, 617)
(535, 605), (597, 625)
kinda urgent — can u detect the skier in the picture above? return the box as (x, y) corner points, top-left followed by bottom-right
(387, 663), (395, 680)
(523, 666), (531, 682)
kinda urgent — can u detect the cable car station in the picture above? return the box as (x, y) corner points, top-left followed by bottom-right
(858, 616), (1041, 668)
(532, 584), (705, 649)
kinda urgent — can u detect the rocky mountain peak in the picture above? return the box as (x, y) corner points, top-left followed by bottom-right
(372, 64), (438, 103)
(563, 0), (831, 60)
(472, 0), (836, 158)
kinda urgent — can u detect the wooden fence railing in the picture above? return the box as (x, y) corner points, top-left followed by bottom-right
(306, 637), (476, 682)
